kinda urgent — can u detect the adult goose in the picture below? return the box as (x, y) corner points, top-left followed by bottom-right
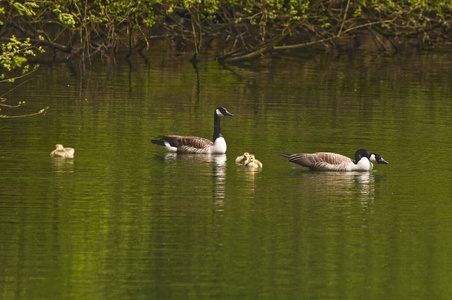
(151, 107), (234, 154)
(279, 149), (388, 172)
(50, 144), (75, 158)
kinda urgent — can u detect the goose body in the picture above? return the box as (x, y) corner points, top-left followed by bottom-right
(50, 144), (74, 158)
(151, 107), (234, 154)
(245, 154), (263, 169)
(279, 149), (388, 172)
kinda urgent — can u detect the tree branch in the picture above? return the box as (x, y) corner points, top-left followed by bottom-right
(0, 106), (49, 118)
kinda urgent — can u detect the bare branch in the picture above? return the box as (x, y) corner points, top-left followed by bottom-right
(0, 106), (49, 118)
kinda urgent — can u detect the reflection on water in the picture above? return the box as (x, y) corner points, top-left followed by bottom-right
(236, 163), (263, 194)
(51, 157), (74, 173)
(162, 153), (226, 166)
(162, 153), (227, 206)
(291, 170), (377, 206)
(210, 155), (227, 206)
(1, 49), (452, 299)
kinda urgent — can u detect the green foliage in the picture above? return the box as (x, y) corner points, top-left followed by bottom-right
(0, 0), (450, 61)
(53, 9), (76, 27)
(12, 1), (39, 16)
(0, 36), (43, 83)
(0, 1), (45, 82)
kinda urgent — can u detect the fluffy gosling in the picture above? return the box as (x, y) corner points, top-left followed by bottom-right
(235, 152), (251, 164)
(50, 144), (74, 158)
(245, 154), (262, 169)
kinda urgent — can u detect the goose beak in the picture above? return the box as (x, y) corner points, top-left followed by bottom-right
(370, 153), (389, 165)
(225, 111), (234, 117)
(377, 156), (389, 164)
(380, 159), (389, 165)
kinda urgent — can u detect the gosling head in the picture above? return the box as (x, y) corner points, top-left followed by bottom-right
(245, 154), (262, 168)
(236, 152), (252, 164)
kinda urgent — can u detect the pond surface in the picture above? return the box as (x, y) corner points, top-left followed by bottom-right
(1, 47), (452, 299)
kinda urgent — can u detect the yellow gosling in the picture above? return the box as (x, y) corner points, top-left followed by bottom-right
(50, 144), (75, 158)
(235, 152), (251, 164)
(245, 154), (262, 169)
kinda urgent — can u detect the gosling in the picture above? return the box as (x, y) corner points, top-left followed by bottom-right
(50, 144), (74, 158)
(245, 154), (263, 169)
(235, 152), (251, 164)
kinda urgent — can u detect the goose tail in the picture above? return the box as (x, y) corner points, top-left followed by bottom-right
(151, 138), (178, 152)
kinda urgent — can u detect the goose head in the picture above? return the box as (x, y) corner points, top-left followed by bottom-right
(354, 149), (388, 165)
(55, 144), (65, 150)
(370, 153), (389, 165)
(215, 107), (234, 117)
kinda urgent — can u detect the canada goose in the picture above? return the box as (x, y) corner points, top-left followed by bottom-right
(151, 107), (234, 154)
(245, 154), (263, 169)
(235, 152), (251, 164)
(279, 149), (388, 172)
(50, 144), (74, 158)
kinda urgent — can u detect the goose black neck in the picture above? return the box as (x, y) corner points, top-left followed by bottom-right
(213, 112), (222, 141)
(353, 149), (371, 164)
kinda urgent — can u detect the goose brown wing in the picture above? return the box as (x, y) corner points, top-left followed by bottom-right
(314, 152), (352, 164)
(280, 152), (352, 170)
(162, 135), (213, 151)
(309, 152), (352, 171)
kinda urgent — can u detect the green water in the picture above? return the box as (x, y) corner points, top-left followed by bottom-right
(1, 48), (452, 299)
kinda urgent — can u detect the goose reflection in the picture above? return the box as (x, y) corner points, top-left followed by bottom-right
(161, 153), (227, 206)
(235, 162), (263, 196)
(162, 153), (226, 168)
(52, 157), (74, 173)
(294, 171), (376, 198)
